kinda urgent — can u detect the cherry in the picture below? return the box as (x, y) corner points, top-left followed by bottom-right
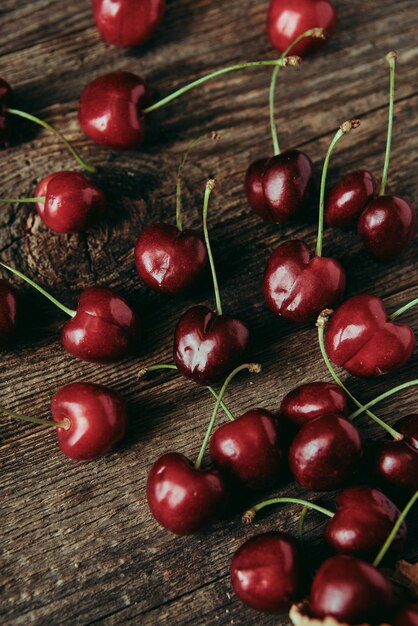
(393, 603), (418, 626)
(396, 413), (418, 440)
(325, 169), (378, 228)
(173, 181), (250, 385)
(323, 295), (416, 377)
(289, 414), (363, 490)
(0, 280), (19, 347)
(92, 0), (165, 48)
(1, 264), (140, 363)
(280, 381), (347, 427)
(230, 532), (305, 613)
(373, 436), (418, 501)
(267, 0), (336, 57)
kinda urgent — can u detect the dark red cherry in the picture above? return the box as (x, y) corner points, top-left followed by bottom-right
(280, 381), (347, 427)
(324, 294), (416, 377)
(325, 169), (378, 228)
(209, 409), (286, 490)
(92, 0), (165, 48)
(61, 287), (140, 363)
(0, 280), (19, 347)
(267, 0), (336, 56)
(245, 151), (315, 223)
(230, 532), (305, 613)
(396, 414), (418, 441)
(0, 78), (12, 144)
(373, 436), (418, 502)
(52, 382), (128, 460)
(324, 486), (407, 560)
(310, 555), (393, 624)
(34, 171), (106, 233)
(393, 603), (418, 626)
(263, 240), (345, 323)
(289, 414), (363, 490)
(146, 452), (227, 535)
(173, 305), (250, 385)
(358, 195), (416, 261)
(134, 223), (207, 295)
(78, 71), (150, 150)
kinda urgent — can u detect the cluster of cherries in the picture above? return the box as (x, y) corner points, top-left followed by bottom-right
(1, 0), (417, 624)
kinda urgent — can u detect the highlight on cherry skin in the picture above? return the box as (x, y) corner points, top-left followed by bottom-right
(0, 279), (19, 347)
(92, 0), (165, 48)
(280, 381), (347, 427)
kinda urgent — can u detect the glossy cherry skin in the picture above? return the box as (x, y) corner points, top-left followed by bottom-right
(264, 240), (345, 323)
(146, 452), (227, 535)
(393, 603), (418, 626)
(310, 555), (393, 624)
(78, 71), (150, 150)
(34, 171), (106, 233)
(280, 381), (347, 428)
(245, 151), (315, 223)
(324, 294), (416, 377)
(209, 409), (286, 490)
(0, 280), (19, 347)
(52, 382), (128, 460)
(289, 414), (363, 490)
(173, 305), (250, 385)
(324, 486), (407, 560)
(61, 287), (140, 363)
(325, 169), (378, 228)
(358, 195), (417, 261)
(230, 532), (305, 613)
(135, 224), (207, 295)
(267, 0), (336, 56)
(373, 436), (418, 502)
(92, 0), (165, 48)
(0, 78), (12, 144)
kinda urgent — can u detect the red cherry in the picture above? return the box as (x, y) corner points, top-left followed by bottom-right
(0, 280), (18, 347)
(209, 409), (286, 490)
(373, 436), (418, 502)
(173, 305), (250, 385)
(309, 555), (393, 624)
(396, 413), (418, 440)
(52, 382), (128, 460)
(324, 294), (416, 377)
(267, 0), (336, 56)
(146, 452), (227, 534)
(92, 0), (165, 48)
(78, 71), (150, 150)
(324, 486), (407, 560)
(135, 224), (207, 295)
(280, 381), (347, 427)
(264, 240), (345, 323)
(358, 195), (416, 261)
(0, 78), (12, 144)
(289, 414), (363, 490)
(393, 603), (418, 626)
(230, 532), (305, 613)
(245, 151), (315, 223)
(34, 171), (106, 233)
(325, 169), (378, 228)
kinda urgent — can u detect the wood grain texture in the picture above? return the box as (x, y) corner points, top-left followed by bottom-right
(0, 0), (417, 624)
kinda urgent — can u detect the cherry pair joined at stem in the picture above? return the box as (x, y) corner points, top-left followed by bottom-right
(92, 0), (165, 48)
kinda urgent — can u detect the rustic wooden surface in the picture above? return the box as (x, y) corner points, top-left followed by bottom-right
(1, 0), (417, 624)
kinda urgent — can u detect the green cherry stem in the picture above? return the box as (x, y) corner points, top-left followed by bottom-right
(143, 58), (299, 115)
(242, 497), (334, 524)
(349, 380), (418, 420)
(390, 296), (418, 320)
(6, 107), (95, 174)
(380, 52), (397, 196)
(315, 119), (360, 257)
(202, 179), (222, 316)
(373, 490), (418, 567)
(0, 406), (69, 429)
(298, 506), (309, 539)
(195, 363), (262, 470)
(316, 310), (400, 439)
(269, 28), (324, 155)
(0, 262), (76, 318)
(0, 197), (45, 204)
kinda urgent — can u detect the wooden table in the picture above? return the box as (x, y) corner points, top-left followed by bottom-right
(1, 0), (417, 624)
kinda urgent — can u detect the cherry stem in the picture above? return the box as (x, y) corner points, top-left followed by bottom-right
(315, 120), (360, 257)
(137, 363), (235, 422)
(316, 310), (400, 440)
(298, 506), (309, 539)
(0, 406), (69, 429)
(202, 179), (222, 316)
(143, 58), (297, 114)
(373, 489), (418, 567)
(269, 29), (324, 156)
(0, 197), (45, 204)
(0, 262), (76, 318)
(242, 497), (334, 524)
(380, 52), (397, 196)
(6, 107), (95, 174)
(390, 296), (418, 320)
(195, 362), (262, 470)
(349, 380), (418, 420)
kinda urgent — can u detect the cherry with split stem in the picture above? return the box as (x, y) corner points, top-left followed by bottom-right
(92, 0), (165, 48)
